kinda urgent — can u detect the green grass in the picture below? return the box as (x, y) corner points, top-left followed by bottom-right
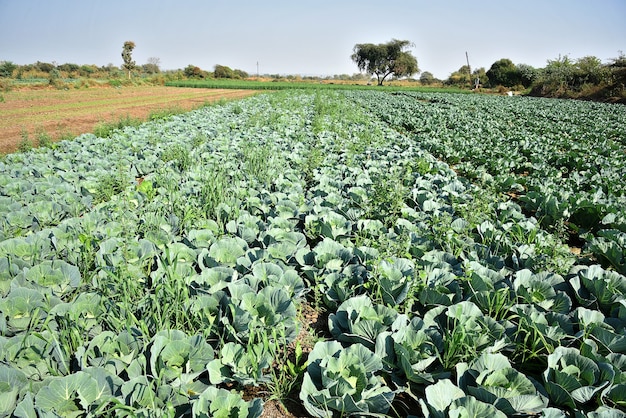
(165, 78), (469, 93)
(93, 115), (144, 138)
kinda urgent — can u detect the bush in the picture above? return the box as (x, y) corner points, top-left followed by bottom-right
(18, 129), (33, 153)
(36, 128), (53, 148)
(184, 65), (206, 79)
(0, 61), (16, 78)
(0, 78), (11, 92)
(93, 115), (143, 138)
(108, 78), (134, 88)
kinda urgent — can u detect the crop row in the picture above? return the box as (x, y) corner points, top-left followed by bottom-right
(0, 90), (625, 417)
(346, 90), (626, 276)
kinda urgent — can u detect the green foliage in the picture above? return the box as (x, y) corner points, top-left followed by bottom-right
(420, 71), (437, 85)
(193, 386), (263, 417)
(300, 341), (394, 417)
(1, 90), (625, 417)
(351, 39), (419, 85)
(148, 105), (185, 121)
(446, 65), (473, 87)
(543, 347), (615, 408)
(121, 40), (136, 78)
(184, 64), (207, 79)
(0, 60), (16, 78)
(17, 129), (33, 153)
(214, 64), (248, 79)
(36, 127), (53, 148)
(517, 63), (539, 87)
(486, 58), (522, 87)
(93, 114), (143, 137)
(160, 144), (192, 172)
(531, 54), (619, 99)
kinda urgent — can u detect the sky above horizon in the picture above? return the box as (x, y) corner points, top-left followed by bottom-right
(0, 0), (624, 79)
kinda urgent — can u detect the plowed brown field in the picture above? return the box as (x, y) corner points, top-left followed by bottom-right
(0, 86), (258, 154)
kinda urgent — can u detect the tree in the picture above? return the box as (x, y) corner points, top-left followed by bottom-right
(121, 41), (136, 79)
(574, 56), (608, 85)
(143, 57), (161, 74)
(0, 61), (17, 78)
(233, 68), (249, 79)
(214, 64), (236, 79)
(35, 61), (55, 73)
(486, 58), (521, 87)
(516, 63), (538, 88)
(419, 71), (436, 85)
(57, 63), (80, 73)
(541, 55), (575, 91)
(351, 39), (419, 86)
(445, 65), (471, 86)
(184, 64), (205, 78)
(213, 65), (248, 79)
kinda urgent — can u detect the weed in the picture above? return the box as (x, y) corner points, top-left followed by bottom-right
(242, 142), (276, 185)
(18, 128), (33, 153)
(160, 144), (192, 172)
(148, 105), (184, 121)
(469, 286), (515, 321)
(56, 129), (75, 142)
(267, 337), (308, 405)
(93, 166), (129, 204)
(36, 127), (53, 148)
(93, 115), (143, 138)
(191, 133), (207, 148)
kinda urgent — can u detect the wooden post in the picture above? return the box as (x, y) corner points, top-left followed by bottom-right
(465, 51), (472, 88)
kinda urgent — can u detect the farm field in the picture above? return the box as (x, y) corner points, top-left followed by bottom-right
(0, 86), (258, 154)
(0, 90), (625, 417)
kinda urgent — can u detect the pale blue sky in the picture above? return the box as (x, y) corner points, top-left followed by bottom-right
(0, 0), (624, 79)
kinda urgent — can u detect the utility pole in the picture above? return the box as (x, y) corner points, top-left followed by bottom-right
(465, 51), (472, 88)
(256, 61), (259, 78)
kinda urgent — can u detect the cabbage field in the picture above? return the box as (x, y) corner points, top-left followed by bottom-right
(1, 89), (625, 417)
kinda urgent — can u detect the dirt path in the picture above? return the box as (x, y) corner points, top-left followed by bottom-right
(0, 85), (259, 154)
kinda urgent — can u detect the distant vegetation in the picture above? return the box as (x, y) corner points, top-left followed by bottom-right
(351, 39), (419, 86)
(0, 50), (624, 103)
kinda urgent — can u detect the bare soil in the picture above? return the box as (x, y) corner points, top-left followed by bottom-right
(0, 85), (259, 154)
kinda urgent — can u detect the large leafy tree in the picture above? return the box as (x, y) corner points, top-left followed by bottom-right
(351, 39), (419, 86)
(486, 58), (521, 87)
(0, 60), (16, 78)
(121, 41), (136, 79)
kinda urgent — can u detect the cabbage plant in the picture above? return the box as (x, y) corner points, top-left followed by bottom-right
(418, 378), (507, 418)
(328, 295), (398, 350)
(543, 346), (614, 408)
(300, 341), (394, 417)
(192, 386), (263, 418)
(375, 315), (445, 386)
(570, 265), (626, 316)
(457, 352), (549, 415)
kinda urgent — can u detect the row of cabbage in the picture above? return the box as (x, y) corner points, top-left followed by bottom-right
(345, 90), (626, 277)
(0, 90), (625, 417)
(294, 94), (626, 417)
(0, 92), (317, 416)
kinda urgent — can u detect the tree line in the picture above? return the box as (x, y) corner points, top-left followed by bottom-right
(1, 38), (624, 102)
(350, 39), (626, 102)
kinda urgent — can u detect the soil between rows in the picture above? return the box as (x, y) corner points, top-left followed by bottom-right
(0, 85), (259, 154)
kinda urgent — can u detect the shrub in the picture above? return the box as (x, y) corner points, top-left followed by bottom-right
(18, 129), (33, 153)
(0, 60), (16, 78)
(36, 128), (53, 148)
(93, 115), (142, 138)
